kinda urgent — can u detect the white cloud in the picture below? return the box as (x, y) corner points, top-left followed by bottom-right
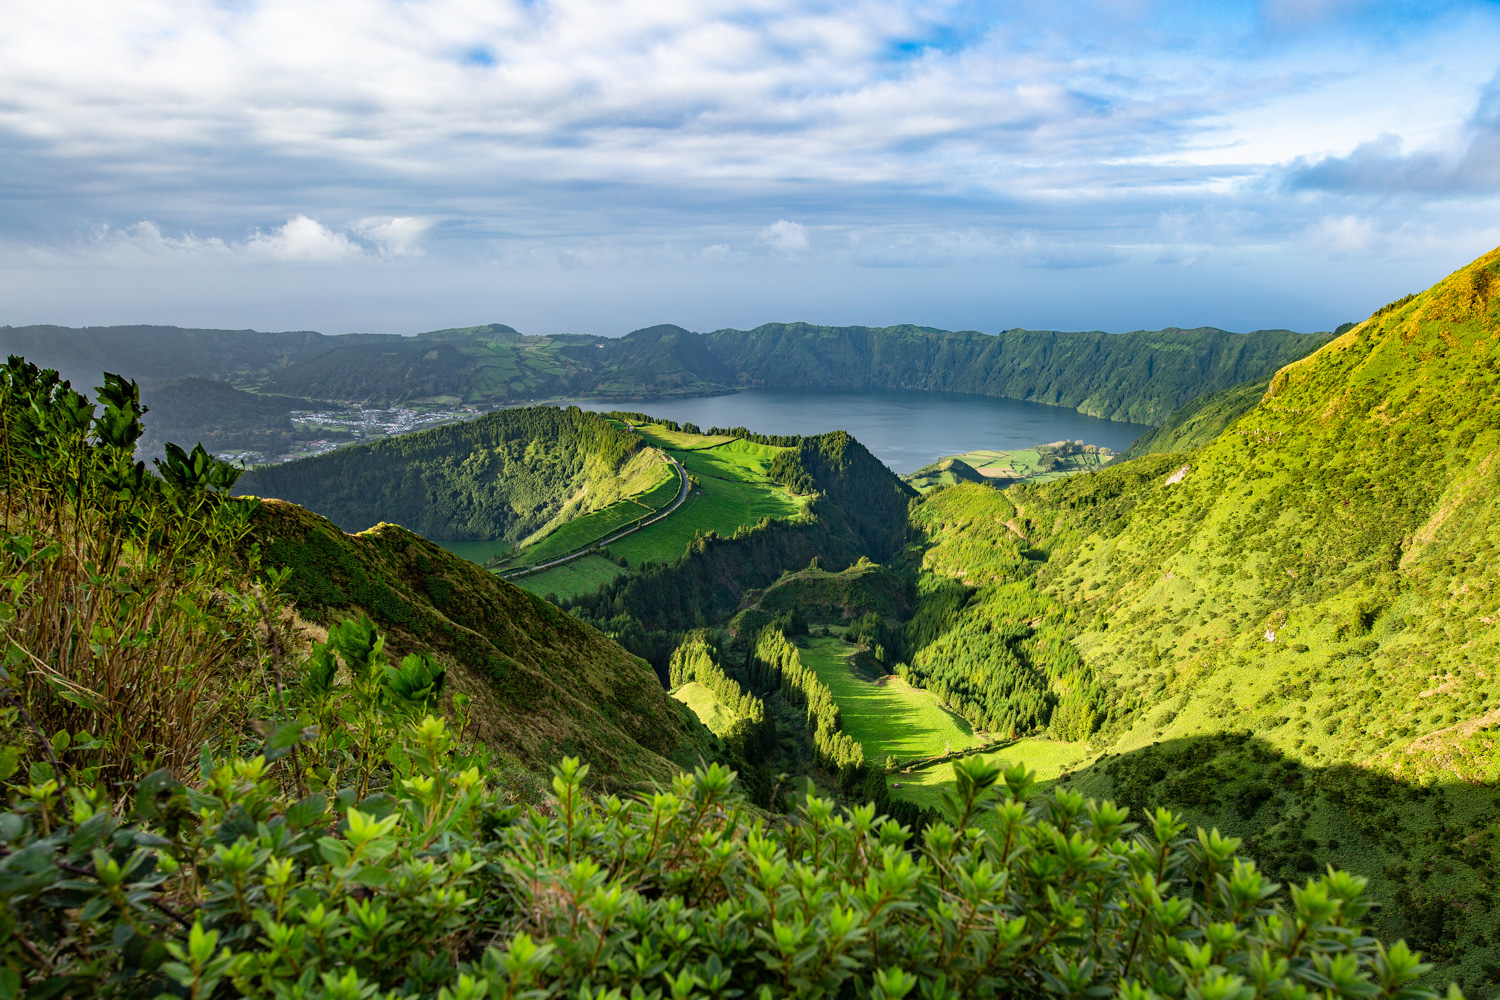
(758, 220), (809, 256)
(700, 243), (733, 261)
(357, 216), (431, 257)
(1305, 214), (1379, 256)
(244, 216), (364, 262)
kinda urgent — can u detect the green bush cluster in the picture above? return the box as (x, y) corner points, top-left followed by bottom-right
(1, 715), (1453, 1000)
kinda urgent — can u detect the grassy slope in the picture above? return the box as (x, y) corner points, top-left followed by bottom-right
(798, 635), (975, 763)
(1119, 374), (1273, 460)
(672, 681), (737, 738)
(902, 246), (1500, 988)
(522, 425), (805, 595)
(508, 454), (678, 566)
(515, 555), (630, 602)
(248, 498), (715, 789)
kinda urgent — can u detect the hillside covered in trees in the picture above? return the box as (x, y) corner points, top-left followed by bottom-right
(888, 246), (1500, 990)
(236, 405), (662, 541)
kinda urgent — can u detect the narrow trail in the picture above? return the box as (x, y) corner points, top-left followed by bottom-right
(500, 456), (690, 579)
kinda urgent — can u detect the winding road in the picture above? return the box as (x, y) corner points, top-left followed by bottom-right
(500, 455), (690, 579)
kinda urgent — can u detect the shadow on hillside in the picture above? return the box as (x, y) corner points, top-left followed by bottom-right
(1060, 732), (1499, 994)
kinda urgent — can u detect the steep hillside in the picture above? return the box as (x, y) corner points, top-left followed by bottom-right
(571, 430), (914, 633)
(1119, 373), (1272, 459)
(744, 559), (911, 625)
(237, 405), (655, 541)
(704, 323), (1329, 424)
(900, 246), (1500, 989)
(248, 498), (714, 787)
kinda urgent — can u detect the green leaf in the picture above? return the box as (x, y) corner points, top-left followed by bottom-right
(318, 836), (351, 868)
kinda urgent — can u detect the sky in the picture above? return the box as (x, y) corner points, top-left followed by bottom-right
(2, 0), (1499, 337)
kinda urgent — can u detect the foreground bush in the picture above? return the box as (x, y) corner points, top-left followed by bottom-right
(0, 720), (1450, 1000)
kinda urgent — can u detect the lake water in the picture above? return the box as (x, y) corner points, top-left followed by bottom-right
(573, 389), (1149, 474)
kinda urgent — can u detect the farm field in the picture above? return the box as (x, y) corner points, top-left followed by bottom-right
(797, 634), (977, 763)
(513, 555), (629, 602)
(604, 427), (804, 566)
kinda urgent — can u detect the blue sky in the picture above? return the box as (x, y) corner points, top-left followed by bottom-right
(2, 0), (1498, 336)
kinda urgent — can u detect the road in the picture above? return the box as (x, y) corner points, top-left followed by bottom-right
(501, 455), (690, 579)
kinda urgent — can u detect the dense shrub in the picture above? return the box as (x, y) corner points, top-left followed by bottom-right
(0, 725), (1451, 1000)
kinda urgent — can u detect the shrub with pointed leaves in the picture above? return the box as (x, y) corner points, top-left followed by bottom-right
(0, 724), (1459, 1000)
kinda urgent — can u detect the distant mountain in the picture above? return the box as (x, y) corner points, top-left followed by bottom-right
(5, 319), (1330, 425)
(703, 323), (1327, 425)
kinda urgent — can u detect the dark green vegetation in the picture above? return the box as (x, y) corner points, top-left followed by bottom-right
(5, 249), (1485, 997)
(237, 405), (660, 542)
(0, 358), (713, 796)
(1119, 374), (1272, 459)
(249, 498), (713, 784)
(5, 319), (1329, 425)
(9, 729), (1443, 1000)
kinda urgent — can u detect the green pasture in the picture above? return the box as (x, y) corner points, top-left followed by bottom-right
(513, 555), (629, 602)
(796, 635), (976, 763)
(632, 423), (736, 450)
(672, 681), (737, 738)
(511, 462), (679, 566)
(606, 430), (804, 567)
(507, 424), (804, 598)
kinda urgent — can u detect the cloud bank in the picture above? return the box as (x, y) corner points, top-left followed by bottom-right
(1, 0), (1498, 333)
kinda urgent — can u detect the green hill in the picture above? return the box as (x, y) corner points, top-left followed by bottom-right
(247, 498), (714, 788)
(235, 405), (665, 542)
(898, 245), (1500, 989)
(902, 456), (989, 492)
(1119, 373), (1272, 459)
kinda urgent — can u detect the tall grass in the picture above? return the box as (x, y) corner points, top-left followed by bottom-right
(0, 356), (272, 785)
